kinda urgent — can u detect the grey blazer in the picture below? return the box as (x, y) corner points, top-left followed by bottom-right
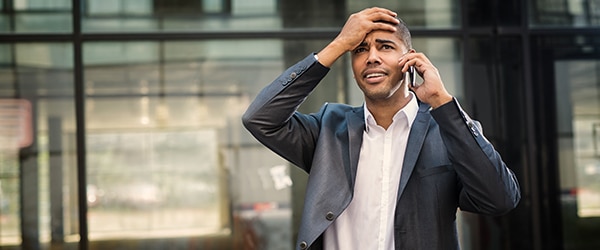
(242, 54), (521, 250)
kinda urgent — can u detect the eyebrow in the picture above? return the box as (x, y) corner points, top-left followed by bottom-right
(375, 38), (397, 45)
(358, 38), (398, 47)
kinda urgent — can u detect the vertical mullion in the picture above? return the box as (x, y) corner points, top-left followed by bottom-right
(72, 0), (88, 249)
(461, 0), (470, 105)
(520, 1), (541, 250)
(3, 0), (15, 31)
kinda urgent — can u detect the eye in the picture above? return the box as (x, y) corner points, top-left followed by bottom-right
(353, 47), (367, 54)
(382, 44), (394, 50)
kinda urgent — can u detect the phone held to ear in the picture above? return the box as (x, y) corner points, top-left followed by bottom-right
(408, 66), (418, 87)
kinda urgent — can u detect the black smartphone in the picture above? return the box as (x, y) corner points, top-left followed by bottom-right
(407, 66), (417, 87)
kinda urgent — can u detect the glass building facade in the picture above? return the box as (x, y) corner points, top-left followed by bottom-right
(0, 0), (599, 249)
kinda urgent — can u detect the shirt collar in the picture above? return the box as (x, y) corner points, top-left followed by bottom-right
(363, 92), (419, 133)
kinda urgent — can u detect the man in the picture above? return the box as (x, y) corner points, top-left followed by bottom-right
(242, 7), (520, 250)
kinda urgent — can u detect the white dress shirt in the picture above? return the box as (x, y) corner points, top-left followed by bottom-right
(324, 93), (418, 250)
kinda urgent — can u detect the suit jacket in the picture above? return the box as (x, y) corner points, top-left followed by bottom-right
(242, 54), (521, 250)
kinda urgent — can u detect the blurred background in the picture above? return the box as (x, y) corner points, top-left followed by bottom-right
(0, 0), (599, 249)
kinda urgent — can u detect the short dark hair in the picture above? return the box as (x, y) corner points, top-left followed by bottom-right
(395, 17), (412, 50)
(375, 17), (412, 50)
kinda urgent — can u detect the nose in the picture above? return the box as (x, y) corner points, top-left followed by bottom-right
(366, 49), (381, 65)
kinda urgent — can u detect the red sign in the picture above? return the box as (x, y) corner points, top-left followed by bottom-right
(0, 99), (33, 149)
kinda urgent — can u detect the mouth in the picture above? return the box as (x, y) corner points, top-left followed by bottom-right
(363, 70), (388, 83)
(365, 72), (386, 79)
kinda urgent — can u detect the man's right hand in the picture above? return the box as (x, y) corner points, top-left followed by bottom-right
(316, 7), (399, 67)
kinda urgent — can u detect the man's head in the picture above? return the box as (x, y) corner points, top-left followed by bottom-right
(350, 17), (413, 103)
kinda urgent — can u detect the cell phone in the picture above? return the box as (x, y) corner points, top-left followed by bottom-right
(407, 66), (417, 87)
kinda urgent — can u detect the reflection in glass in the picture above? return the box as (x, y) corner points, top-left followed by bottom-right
(81, 0), (461, 32)
(0, 0), (72, 33)
(0, 42), (76, 248)
(83, 39), (295, 247)
(0, 99), (26, 246)
(86, 130), (223, 238)
(555, 59), (600, 248)
(83, 0), (280, 32)
(555, 60), (600, 216)
(531, 0), (600, 27)
(349, 0), (460, 28)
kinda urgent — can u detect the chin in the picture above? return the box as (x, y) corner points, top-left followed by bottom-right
(364, 90), (395, 101)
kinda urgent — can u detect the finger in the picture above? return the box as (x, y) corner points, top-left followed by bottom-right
(397, 57), (408, 73)
(364, 7), (397, 17)
(398, 57), (409, 73)
(371, 22), (397, 33)
(399, 51), (417, 72)
(369, 12), (400, 25)
(358, 7), (398, 21)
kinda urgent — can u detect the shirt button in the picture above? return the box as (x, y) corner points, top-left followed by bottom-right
(326, 211), (335, 221)
(299, 241), (308, 249)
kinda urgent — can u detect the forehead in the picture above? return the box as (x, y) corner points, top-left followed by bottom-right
(362, 30), (405, 47)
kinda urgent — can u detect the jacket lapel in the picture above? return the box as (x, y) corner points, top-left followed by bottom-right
(346, 107), (364, 190)
(397, 103), (431, 199)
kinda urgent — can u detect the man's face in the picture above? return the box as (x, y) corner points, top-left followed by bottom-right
(351, 30), (409, 102)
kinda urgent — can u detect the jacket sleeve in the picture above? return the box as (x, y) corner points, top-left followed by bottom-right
(242, 54), (330, 170)
(430, 98), (521, 216)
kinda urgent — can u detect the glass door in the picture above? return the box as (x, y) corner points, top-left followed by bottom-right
(554, 58), (600, 249)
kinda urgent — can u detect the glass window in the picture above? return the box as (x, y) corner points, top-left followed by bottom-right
(0, 0), (72, 33)
(531, 0), (600, 27)
(555, 58), (600, 248)
(0, 42), (77, 248)
(83, 40), (236, 240)
(82, 39), (338, 248)
(0, 1), (6, 32)
(0, 45), (16, 97)
(349, 0), (461, 28)
(82, 0), (281, 32)
(81, 0), (461, 33)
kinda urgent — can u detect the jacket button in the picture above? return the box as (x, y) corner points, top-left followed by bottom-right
(326, 211), (335, 221)
(467, 122), (479, 137)
(299, 241), (308, 249)
(290, 72), (297, 79)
